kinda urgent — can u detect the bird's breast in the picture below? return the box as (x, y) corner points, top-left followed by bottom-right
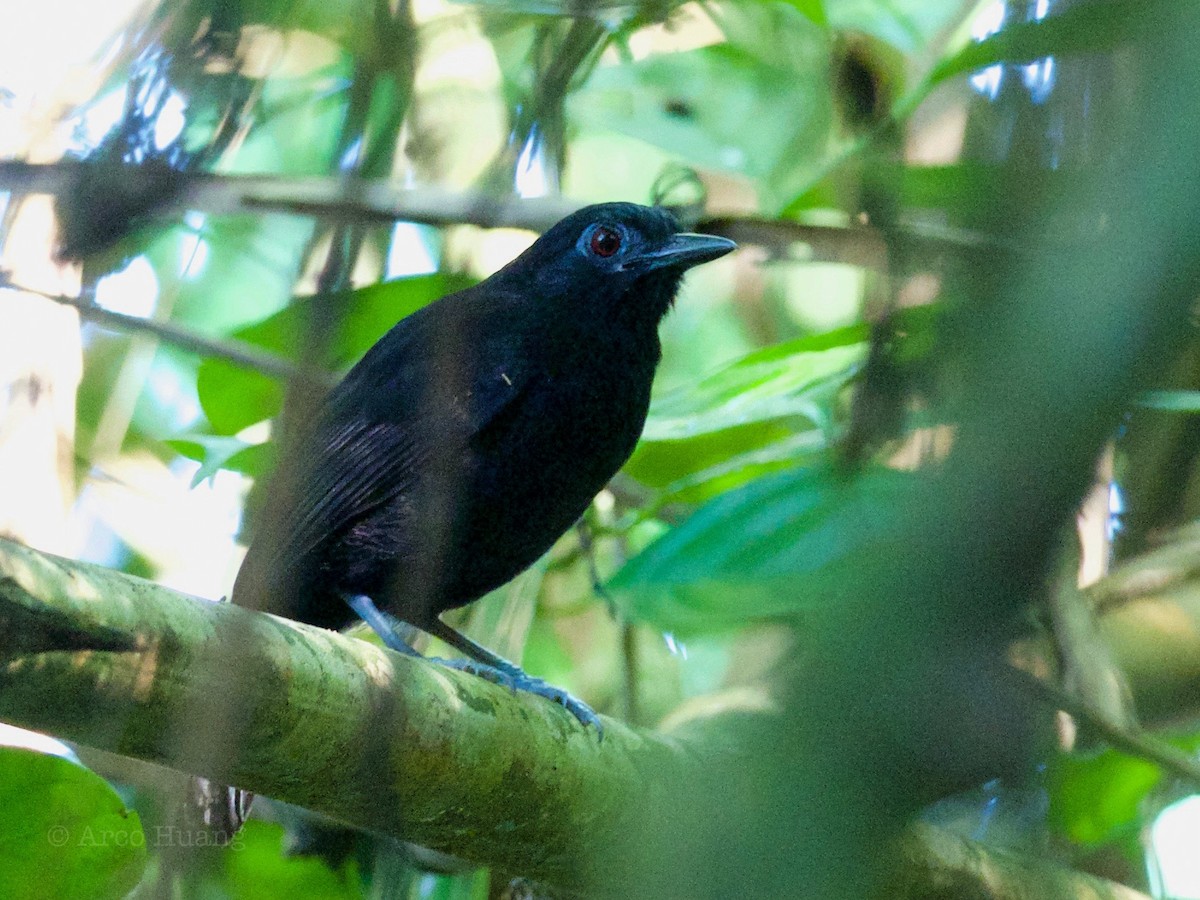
(441, 337), (657, 605)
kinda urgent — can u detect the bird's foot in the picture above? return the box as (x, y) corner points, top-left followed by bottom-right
(436, 657), (603, 737)
(347, 594), (422, 657)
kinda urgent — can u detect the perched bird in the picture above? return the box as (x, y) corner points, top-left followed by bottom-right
(234, 202), (735, 726)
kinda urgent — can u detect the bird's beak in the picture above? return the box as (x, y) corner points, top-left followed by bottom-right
(629, 232), (737, 272)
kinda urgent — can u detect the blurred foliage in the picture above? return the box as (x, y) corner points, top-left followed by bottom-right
(573, 3), (834, 205)
(4, 0), (1200, 895)
(611, 464), (912, 635)
(222, 820), (362, 899)
(195, 273), (475, 436)
(1049, 746), (1164, 848)
(1046, 727), (1200, 885)
(0, 748), (145, 899)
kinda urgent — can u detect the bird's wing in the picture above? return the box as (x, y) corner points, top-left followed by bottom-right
(246, 353), (536, 583)
(232, 414), (419, 611)
(279, 417), (422, 562)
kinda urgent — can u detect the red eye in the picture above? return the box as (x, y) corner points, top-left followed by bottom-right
(589, 225), (622, 258)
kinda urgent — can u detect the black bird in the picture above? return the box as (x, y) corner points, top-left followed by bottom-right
(234, 202), (735, 727)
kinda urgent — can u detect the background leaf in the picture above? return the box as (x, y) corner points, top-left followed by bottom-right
(196, 273), (474, 435)
(611, 465), (913, 634)
(0, 749), (145, 900)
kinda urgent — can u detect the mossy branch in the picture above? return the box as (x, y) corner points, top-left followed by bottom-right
(0, 536), (704, 889)
(0, 537), (1159, 898)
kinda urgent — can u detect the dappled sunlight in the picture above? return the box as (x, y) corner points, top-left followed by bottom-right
(73, 452), (245, 600)
(94, 256), (159, 319)
(331, 629), (399, 689)
(1150, 795), (1200, 898)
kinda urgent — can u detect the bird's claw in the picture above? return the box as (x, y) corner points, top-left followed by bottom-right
(435, 656), (515, 688)
(434, 657), (603, 738)
(511, 674), (604, 738)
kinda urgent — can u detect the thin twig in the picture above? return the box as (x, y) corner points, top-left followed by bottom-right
(0, 161), (579, 231)
(0, 275), (321, 385)
(1022, 670), (1200, 789)
(0, 161), (1005, 266)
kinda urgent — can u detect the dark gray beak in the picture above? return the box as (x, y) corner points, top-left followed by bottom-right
(631, 232), (737, 272)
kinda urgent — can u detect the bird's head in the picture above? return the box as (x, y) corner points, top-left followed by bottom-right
(505, 202), (736, 327)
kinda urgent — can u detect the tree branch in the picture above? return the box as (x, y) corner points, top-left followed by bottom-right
(0, 275), (316, 385)
(893, 823), (1151, 900)
(0, 537), (1169, 897)
(0, 536), (716, 890)
(0, 160), (996, 268)
(0, 161), (580, 232)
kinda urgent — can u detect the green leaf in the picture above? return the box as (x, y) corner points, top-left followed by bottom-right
(569, 3), (834, 206)
(168, 436), (275, 485)
(197, 369), (281, 439)
(197, 274), (472, 435)
(222, 442), (278, 480)
(643, 331), (865, 442)
(638, 429), (830, 507)
(145, 216), (320, 336)
(77, 214), (320, 455)
(0, 748), (145, 899)
(899, 163), (1009, 218)
(147, 0), (379, 61)
(825, 0), (966, 54)
(630, 421), (796, 491)
(1137, 390), (1200, 412)
(1047, 749), (1162, 846)
(1048, 730), (1200, 847)
(610, 465), (913, 635)
(229, 68), (354, 176)
(890, 163), (1096, 236)
(781, 0), (827, 27)
(608, 576), (802, 638)
(627, 326), (866, 498)
(224, 820), (359, 899)
(929, 0), (1147, 88)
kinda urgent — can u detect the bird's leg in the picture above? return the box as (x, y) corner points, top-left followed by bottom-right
(346, 594), (421, 658)
(575, 516), (615, 613)
(347, 595), (602, 736)
(423, 617), (603, 737)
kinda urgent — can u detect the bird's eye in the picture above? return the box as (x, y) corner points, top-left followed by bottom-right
(588, 225), (622, 258)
